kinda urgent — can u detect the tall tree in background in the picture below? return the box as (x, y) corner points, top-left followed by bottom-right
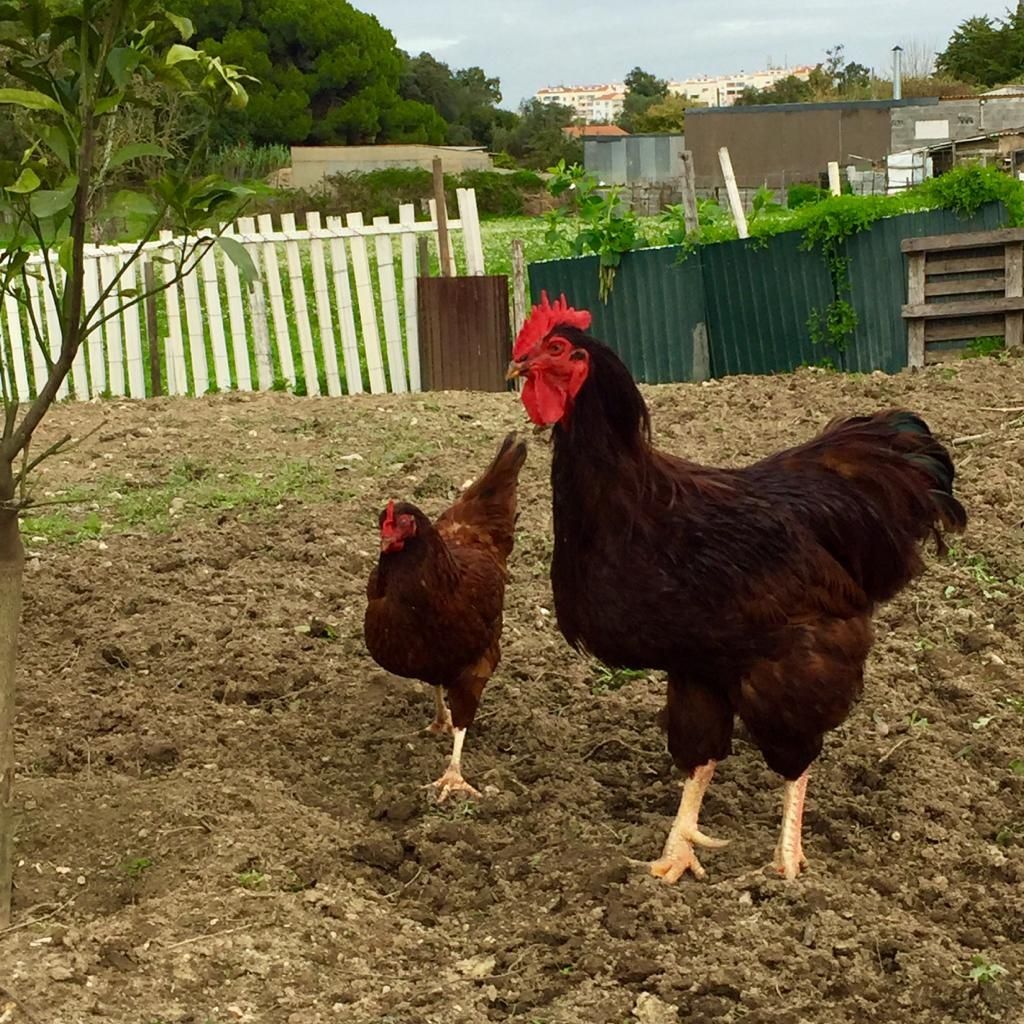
(630, 94), (696, 133)
(618, 66), (668, 132)
(399, 54), (511, 147)
(737, 75), (813, 105)
(178, 0), (445, 145)
(492, 100), (581, 170)
(936, 11), (1024, 86)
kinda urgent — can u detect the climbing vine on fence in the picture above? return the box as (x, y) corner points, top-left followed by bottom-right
(545, 163), (1024, 318)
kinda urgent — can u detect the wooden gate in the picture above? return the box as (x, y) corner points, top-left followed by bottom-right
(417, 276), (511, 392)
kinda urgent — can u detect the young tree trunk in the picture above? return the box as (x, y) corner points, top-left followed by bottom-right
(0, 485), (24, 927)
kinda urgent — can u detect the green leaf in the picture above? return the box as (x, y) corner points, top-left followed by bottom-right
(166, 44), (200, 66)
(218, 235), (259, 287)
(7, 167), (40, 194)
(106, 47), (144, 89)
(104, 189), (159, 219)
(166, 12), (194, 39)
(0, 87), (60, 113)
(38, 125), (71, 169)
(107, 142), (172, 171)
(95, 93), (125, 116)
(30, 180), (76, 219)
(57, 236), (74, 277)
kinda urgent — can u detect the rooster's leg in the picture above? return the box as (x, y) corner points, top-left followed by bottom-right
(426, 686), (454, 735)
(772, 771), (809, 880)
(425, 726), (481, 802)
(650, 761), (729, 883)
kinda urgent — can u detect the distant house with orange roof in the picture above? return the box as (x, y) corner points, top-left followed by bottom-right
(563, 125), (630, 139)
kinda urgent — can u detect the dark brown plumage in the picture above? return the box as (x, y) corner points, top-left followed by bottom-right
(364, 432), (527, 800)
(510, 323), (966, 880)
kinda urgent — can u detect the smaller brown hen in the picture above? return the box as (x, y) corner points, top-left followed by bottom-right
(363, 433), (527, 800)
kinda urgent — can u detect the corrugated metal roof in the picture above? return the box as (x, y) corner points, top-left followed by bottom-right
(925, 126), (1024, 152)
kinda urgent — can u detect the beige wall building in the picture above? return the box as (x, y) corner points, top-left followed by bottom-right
(290, 145), (493, 190)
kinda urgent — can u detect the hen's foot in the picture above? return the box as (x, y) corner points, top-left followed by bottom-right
(650, 826), (730, 884)
(772, 837), (807, 880)
(424, 767), (481, 803)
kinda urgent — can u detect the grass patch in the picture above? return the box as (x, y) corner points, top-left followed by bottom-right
(21, 457), (334, 545)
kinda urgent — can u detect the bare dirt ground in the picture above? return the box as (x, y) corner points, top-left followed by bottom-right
(2, 358), (1023, 1024)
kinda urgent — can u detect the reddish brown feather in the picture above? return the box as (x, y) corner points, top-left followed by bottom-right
(363, 433), (527, 729)
(539, 328), (966, 781)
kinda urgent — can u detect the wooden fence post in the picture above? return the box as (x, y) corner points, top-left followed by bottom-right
(906, 253), (926, 368)
(827, 161), (842, 197)
(718, 147), (748, 239)
(511, 239), (527, 338)
(1005, 240), (1023, 351)
(679, 150), (699, 234)
(432, 157), (454, 277)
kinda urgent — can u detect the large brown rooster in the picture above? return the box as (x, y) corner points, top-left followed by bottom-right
(507, 293), (966, 881)
(364, 433), (527, 801)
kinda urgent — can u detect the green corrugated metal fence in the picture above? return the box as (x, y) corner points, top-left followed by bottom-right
(527, 202), (1008, 381)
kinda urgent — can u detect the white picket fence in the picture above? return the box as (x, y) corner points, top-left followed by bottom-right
(0, 187), (486, 402)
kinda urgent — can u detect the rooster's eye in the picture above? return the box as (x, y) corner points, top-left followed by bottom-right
(549, 342), (564, 355)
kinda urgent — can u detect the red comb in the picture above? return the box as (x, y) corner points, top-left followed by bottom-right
(383, 500), (396, 527)
(513, 291), (592, 359)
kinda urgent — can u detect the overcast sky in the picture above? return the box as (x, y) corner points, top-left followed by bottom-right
(357, 1), (1011, 108)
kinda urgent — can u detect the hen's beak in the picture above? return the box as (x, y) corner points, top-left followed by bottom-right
(505, 359), (526, 381)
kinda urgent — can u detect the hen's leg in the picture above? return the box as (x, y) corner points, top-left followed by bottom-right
(427, 726), (482, 802)
(650, 761), (729, 883)
(773, 771), (809, 880)
(426, 686), (454, 735)
(425, 664), (488, 802)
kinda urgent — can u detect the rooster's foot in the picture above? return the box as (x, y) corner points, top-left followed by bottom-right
(772, 839), (808, 881)
(650, 826), (729, 884)
(424, 767), (481, 803)
(425, 714), (454, 736)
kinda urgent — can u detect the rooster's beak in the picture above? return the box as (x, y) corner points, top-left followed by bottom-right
(505, 360), (526, 381)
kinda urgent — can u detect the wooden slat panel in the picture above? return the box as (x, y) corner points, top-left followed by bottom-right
(256, 212), (296, 388)
(158, 231), (189, 396)
(325, 216), (364, 395)
(373, 214), (407, 393)
(83, 257), (105, 398)
(220, 223), (253, 391)
(925, 315), (1005, 342)
(906, 252), (926, 368)
(199, 238), (232, 392)
(235, 216), (273, 391)
(120, 261), (147, 398)
(925, 346), (970, 364)
(98, 255), (126, 397)
(903, 295), (1024, 319)
(926, 255), (1004, 275)
(925, 275), (1005, 297)
(398, 204), (421, 392)
(179, 251), (209, 395)
(305, 212), (342, 397)
(39, 268), (69, 400)
(417, 276), (510, 392)
(280, 212), (320, 396)
(346, 211), (387, 394)
(902, 227), (1024, 253)
(1005, 241), (1023, 350)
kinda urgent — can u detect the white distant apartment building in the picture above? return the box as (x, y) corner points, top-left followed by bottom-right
(536, 67), (816, 123)
(535, 83), (626, 123)
(668, 65), (815, 107)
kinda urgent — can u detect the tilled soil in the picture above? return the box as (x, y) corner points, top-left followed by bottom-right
(2, 358), (1023, 1024)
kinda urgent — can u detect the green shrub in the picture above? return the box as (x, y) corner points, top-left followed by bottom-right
(787, 183), (829, 208)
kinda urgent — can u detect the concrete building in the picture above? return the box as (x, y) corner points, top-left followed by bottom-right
(890, 93), (1024, 152)
(290, 145), (492, 190)
(668, 65), (815, 107)
(535, 84), (626, 122)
